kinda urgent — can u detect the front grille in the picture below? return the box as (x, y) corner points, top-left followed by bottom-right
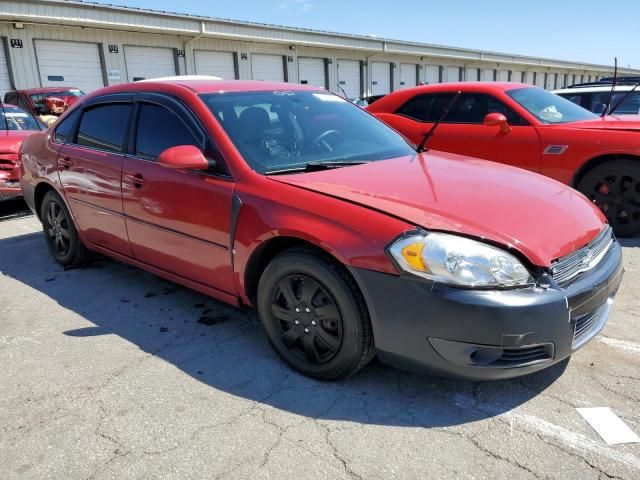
(0, 159), (15, 171)
(572, 299), (612, 350)
(551, 225), (614, 286)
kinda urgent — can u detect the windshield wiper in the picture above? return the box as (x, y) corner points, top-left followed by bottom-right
(416, 90), (461, 152)
(265, 160), (368, 175)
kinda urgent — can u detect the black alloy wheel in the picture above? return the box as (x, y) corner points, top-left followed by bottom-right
(270, 274), (343, 364)
(40, 190), (89, 266)
(257, 248), (375, 380)
(578, 160), (640, 237)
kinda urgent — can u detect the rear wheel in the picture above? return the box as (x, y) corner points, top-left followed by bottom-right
(41, 191), (89, 266)
(577, 160), (640, 237)
(257, 248), (375, 380)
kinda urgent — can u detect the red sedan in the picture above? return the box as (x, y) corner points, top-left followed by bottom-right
(0, 104), (45, 200)
(367, 83), (640, 236)
(19, 79), (622, 380)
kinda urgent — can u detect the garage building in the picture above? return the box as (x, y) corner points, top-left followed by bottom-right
(0, 0), (637, 101)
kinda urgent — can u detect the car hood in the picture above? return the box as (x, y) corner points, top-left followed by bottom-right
(566, 114), (640, 131)
(0, 130), (34, 153)
(271, 152), (606, 267)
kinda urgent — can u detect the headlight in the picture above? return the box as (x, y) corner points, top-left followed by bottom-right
(388, 232), (533, 288)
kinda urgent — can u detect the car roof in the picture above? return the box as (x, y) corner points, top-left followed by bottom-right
(11, 87), (83, 95)
(90, 79), (325, 96)
(553, 85), (638, 94)
(404, 82), (531, 93)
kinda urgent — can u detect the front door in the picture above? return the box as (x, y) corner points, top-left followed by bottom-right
(121, 93), (234, 294)
(56, 97), (133, 255)
(384, 92), (542, 172)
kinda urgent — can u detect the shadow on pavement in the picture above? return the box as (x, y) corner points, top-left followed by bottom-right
(0, 231), (568, 428)
(0, 197), (32, 221)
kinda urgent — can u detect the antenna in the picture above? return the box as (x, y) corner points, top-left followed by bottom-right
(602, 58), (617, 117)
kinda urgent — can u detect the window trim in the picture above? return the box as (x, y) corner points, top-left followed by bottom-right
(394, 92), (530, 126)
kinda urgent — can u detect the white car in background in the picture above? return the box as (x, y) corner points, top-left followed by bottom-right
(554, 80), (640, 115)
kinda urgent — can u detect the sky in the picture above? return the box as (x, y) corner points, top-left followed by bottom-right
(87, 0), (640, 68)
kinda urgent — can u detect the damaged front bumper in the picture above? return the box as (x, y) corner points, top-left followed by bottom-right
(349, 239), (623, 380)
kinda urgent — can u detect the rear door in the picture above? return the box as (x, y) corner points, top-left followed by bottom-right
(55, 95), (133, 254)
(121, 93), (234, 293)
(386, 92), (542, 171)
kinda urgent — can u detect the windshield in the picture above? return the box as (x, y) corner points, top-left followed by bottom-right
(199, 90), (414, 174)
(506, 87), (598, 124)
(30, 89), (85, 104)
(1, 106), (43, 131)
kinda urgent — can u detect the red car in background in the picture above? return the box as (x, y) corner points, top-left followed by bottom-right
(367, 83), (640, 236)
(4, 87), (85, 117)
(0, 104), (45, 200)
(19, 79), (622, 381)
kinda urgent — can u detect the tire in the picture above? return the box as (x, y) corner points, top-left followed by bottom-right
(40, 190), (89, 267)
(577, 159), (640, 237)
(257, 248), (375, 380)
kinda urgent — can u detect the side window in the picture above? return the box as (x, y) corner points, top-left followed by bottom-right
(76, 103), (132, 153)
(17, 96), (30, 111)
(610, 92), (640, 115)
(397, 93), (527, 125)
(396, 93), (448, 122)
(53, 109), (82, 143)
(444, 93), (528, 125)
(134, 103), (201, 160)
(5, 92), (16, 105)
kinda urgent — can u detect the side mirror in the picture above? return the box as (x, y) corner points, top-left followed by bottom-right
(483, 112), (511, 133)
(158, 145), (212, 171)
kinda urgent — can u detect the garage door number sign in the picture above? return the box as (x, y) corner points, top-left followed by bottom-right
(10, 39), (23, 48)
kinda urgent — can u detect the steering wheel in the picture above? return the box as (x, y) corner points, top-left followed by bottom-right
(312, 129), (343, 152)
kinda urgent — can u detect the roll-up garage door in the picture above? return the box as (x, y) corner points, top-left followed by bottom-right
(497, 70), (509, 82)
(35, 40), (104, 92)
(125, 46), (176, 82)
(194, 50), (236, 79)
(0, 44), (11, 99)
(466, 67), (479, 82)
(511, 71), (523, 83)
(535, 72), (545, 88)
(371, 62), (391, 95)
(399, 64), (417, 89)
(481, 69), (494, 81)
(525, 72), (535, 85)
(424, 65), (440, 84)
(445, 67), (460, 83)
(337, 59), (361, 99)
(251, 54), (285, 82)
(298, 57), (326, 88)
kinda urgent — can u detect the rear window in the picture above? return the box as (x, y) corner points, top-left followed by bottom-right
(0, 106), (43, 131)
(76, 104), (131, 152)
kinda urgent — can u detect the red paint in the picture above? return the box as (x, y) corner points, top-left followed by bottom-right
(19, 80), (607, 308)
(0, 114), (40, 198)
(367, 82), (640, 185)
(158, 145), (210, 170)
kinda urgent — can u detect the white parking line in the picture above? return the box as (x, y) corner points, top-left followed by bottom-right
(599, 336), (640, 354)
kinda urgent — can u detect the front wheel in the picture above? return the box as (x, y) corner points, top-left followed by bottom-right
(257, 248), (375, 380)
(577, 159), (640, 237)
(41, 190), (89, 266)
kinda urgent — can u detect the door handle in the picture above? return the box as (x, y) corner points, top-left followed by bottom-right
(124, 173), (146, 188)
(58, 157), (72, 169)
